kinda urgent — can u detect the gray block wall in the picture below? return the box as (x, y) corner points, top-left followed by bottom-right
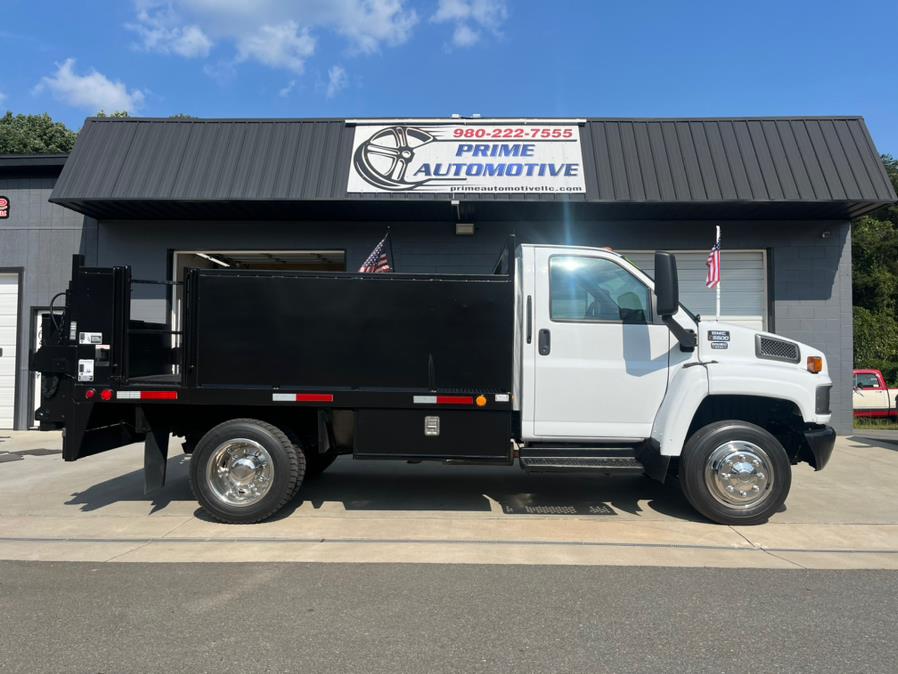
(0, 175), (97, 428)
(96, 217), (854, 433)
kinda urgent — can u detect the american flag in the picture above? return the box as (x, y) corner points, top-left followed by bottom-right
(706, 229), (721, 288)
(359, 234), (392, 273)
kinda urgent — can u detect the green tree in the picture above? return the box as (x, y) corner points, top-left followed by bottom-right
(0, 112), (78, 154)
(852, 154), (898, 377)
(94, 111), (130, 118)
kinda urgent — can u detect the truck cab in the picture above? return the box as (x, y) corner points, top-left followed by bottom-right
(519, 245), (833, 442)
(853, 369), (898, 418)
(32, 244), (836, 526)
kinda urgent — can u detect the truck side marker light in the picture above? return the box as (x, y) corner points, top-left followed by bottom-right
(297, 393), (333, 403)
(807, 356), (823, 374)
(100, 389), (114, 401)
(475, 395), (487, 407)
(437, 396), (474, 405)
(141, 391), (178, 400)
(271, 393), (334, 403)
(115, 390), (178, 400)
(84, 389), (96, 400)
(413, 395), (474, 405)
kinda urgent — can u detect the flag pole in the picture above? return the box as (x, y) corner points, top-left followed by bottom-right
(715, 225), (721, 322)
(386, 226), (395, 272)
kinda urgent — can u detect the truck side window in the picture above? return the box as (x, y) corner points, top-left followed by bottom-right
(856, 373), (881, 389)
(549, 256), (651, 324)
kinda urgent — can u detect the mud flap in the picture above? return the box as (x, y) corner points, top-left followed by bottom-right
(62, 396), (143, 461)
(635, 439), (671, 483)
(144, 427), (169, 494)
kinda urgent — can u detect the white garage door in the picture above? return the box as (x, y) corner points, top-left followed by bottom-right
(0, 274), (18, 429)
(624, 251), (767, 330)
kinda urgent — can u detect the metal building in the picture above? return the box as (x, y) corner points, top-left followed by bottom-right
(1, 116), (895, 431)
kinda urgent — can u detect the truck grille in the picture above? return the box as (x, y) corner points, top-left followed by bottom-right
(755, 335), (800, 363)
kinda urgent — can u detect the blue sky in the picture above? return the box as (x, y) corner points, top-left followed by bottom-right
(2, 0), (896, 154)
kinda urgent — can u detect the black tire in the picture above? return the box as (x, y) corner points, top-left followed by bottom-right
(679, 420), (791, 525)
(189, 418), (304, 524)
(281, 424), (338, 481)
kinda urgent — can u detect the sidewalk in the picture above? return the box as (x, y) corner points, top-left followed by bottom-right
(1, 431), (896, 568)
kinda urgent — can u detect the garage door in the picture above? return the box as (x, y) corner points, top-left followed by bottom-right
(0, 274), (18, 428)
(624, 251), (767, 330)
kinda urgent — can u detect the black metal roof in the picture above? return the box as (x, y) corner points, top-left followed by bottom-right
(0, 153), (68, 177)
(49, 117), (896, 221)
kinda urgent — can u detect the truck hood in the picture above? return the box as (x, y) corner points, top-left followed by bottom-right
(697, 321), (828, 376)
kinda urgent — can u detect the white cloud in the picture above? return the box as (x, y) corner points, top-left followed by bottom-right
(236, 21), (315, 73)
(128, 4), (212, 58)
(433, 0), (470, 22)
(451, 23), (479, 47)
(202, 59), (236, 84)
(335, 1), (418, 54)
(34, 59), (145, 113)
(128, 1), (418, 71)
(325, 65), (348, 98)
(432, 0), (507, 47)
(278, 79), (296, 97)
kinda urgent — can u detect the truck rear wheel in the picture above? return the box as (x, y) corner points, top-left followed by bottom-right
(281, 424), (338, 481)
(189, 419), (304, 524)
(679, 420), (791, 525)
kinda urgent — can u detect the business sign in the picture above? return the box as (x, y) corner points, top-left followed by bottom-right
(0, 196), (8, 219)
(347, 121), (585, 194)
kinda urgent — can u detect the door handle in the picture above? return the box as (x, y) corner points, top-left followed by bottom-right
(538, 328), (551, 355)
(526, 295), (533, 344)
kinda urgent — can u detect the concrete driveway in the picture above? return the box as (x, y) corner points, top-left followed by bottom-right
(0, 431), (896, 569)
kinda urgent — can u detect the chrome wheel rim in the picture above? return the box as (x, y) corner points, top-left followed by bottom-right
(704, 441), (774, 510)
(206, 438), (274, 507)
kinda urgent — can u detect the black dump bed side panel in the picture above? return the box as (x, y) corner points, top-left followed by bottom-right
(188, 271), (514, 392)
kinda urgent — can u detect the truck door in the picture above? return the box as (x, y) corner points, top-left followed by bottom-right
(530, 249), (671, 440)
(853, 371), (888, 412)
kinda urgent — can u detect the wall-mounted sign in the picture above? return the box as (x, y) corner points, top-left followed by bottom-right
(347, 121), (585, 194)
(0, 196), (8, 219)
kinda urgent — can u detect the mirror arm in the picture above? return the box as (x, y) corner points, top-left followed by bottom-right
(662, 314), (697, 352)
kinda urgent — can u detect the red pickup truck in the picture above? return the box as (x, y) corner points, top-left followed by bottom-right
(853, 369), (898, 418)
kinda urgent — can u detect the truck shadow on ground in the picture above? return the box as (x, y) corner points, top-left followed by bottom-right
(65, 455), (194, 514)
(849, 434), (898, 451)
(272, 457), (703, 523)
(66, 455), (703, 523)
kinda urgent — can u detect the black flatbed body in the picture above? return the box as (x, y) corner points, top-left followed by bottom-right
(184, 267), (514, 392)
(32, 252), (518, 464)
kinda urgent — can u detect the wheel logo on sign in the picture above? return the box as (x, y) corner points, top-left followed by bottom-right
(353, 126), (439, 191)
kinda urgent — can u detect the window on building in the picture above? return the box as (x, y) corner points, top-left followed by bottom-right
(549, 256), (651, 324)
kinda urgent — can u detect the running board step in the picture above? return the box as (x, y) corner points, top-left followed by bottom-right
(519, 456), (644, 475)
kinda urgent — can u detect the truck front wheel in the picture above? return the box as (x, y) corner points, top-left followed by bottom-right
(679, 420), (791, 525)
(189, 419), (304, 524)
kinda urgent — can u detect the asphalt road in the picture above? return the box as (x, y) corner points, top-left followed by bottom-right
(1, 561), (895, 674)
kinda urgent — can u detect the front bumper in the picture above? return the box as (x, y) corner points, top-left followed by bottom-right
(801, 424), (836, 470)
